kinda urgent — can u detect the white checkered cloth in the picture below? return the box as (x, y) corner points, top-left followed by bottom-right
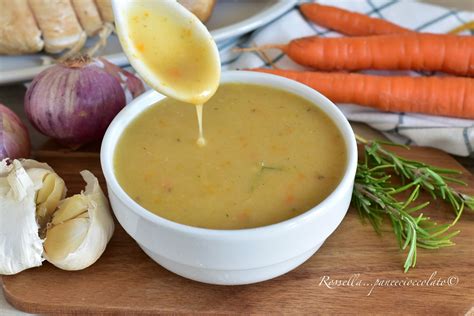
(219, 0), (474, 157)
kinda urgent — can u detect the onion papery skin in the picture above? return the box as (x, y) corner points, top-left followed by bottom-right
(24, 60), (126, 148)
(0, 103), (31, 159)
(98, 58), (145, 102)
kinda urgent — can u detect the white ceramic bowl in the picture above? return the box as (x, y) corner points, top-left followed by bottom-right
(101, 71), (357, 285)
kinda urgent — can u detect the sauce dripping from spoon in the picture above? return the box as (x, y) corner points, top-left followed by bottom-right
(112, 0), (221, 146)
(195, 104), (206, 147)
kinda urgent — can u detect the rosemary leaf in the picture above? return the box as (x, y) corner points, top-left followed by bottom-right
(352, 136), (473, 272)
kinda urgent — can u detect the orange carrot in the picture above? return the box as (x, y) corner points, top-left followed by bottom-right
(253, 33), (474, 76)
(249, 68), (474, 119)
(300, 3), (412, 36)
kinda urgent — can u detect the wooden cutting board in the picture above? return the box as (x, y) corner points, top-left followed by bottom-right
(2, 146), (474, 315)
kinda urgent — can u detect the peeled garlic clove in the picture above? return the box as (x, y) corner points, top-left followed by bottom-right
(36, 172), (55, 204)
(36, 172), (67, 228)
(44, 218), (90, 263)
(51, 194), (89, 225)
(0, 159), (44, 275)
(19, 164), (67, 232)
(18, 159), (67, 227)
(43, 170), (114, 270)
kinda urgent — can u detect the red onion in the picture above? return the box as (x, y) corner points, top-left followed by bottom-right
(0, 103), (31, 160)
(98, 57), (145, 103)
(24, 56), (126, 148)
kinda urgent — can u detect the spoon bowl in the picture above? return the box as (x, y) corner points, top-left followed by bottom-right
(112, 0), (221, 104)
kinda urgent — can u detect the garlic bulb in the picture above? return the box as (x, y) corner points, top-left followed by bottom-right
(25, 163), (67, 231)
(43, 170), (114, 270)
(0, 159), (61, 274)
(0, 159), (114, 275)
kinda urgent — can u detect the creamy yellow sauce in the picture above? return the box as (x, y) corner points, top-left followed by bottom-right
(195, 104), (206, 146)
(114, 84), (347, 230)
(125, 2), (220, 105)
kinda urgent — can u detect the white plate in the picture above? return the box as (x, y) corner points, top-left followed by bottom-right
(0, 0), (296, 85)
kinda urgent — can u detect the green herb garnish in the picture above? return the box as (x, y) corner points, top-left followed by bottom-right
(250, 162), (284, 192)
(353, 135), (473, 272)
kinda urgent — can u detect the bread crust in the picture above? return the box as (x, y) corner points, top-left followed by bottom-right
(94, 0), (114, 23)
(0, 0), (218, 55)
(178, 0), (217, 22)
(0, 0), (44, 54)
(28, 0), (86, 53)
(72, 0), (103, 36)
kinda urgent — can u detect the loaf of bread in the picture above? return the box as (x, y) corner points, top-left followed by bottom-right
(95, 0), (114, 23)
(72, 0), (103, 36)
(178, 0), (217, 22)
(28, 0), (86, 54)
(0, 0), (44, 54)
(0, 0), (217, 55)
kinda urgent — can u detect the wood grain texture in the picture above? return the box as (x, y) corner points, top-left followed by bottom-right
(2, 146), (474, 315)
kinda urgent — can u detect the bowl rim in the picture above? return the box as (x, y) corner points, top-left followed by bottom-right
(100, 70), (357, 237)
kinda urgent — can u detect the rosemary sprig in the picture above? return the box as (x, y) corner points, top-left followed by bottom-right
(353, 136), (473, 272)
(250, 162), (283, 192)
